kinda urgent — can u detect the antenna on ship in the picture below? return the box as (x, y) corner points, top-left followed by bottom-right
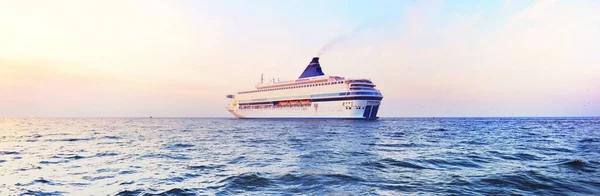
(261, 74), (264, 84)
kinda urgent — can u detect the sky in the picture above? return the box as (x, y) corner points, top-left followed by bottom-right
(0, 0), (599, 117)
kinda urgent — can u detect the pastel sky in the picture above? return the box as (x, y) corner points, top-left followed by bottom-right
(1, 0), (599, 117)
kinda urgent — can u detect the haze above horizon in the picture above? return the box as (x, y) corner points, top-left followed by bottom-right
(1, 0), (598, 117)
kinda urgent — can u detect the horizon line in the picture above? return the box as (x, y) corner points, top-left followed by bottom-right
(1, 116), (599, 119)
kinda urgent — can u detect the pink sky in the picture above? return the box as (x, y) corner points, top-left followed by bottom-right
(1, 0), (598, 117)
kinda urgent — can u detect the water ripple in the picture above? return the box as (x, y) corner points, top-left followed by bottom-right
(0, 117), (598, 195)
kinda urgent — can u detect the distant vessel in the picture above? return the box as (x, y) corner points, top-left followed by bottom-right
(226, 57), (383, 119)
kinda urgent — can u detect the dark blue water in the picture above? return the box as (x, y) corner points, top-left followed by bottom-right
(1, 117), (599, 195)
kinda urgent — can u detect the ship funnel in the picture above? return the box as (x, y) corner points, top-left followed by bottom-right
(298, 57), (325, 79)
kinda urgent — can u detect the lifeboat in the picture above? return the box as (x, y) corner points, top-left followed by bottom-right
(300, 100), (311, 105)
(290, 100), (301, 106)
(278, 101), (290, 106)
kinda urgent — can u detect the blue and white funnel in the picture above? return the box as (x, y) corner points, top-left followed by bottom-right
(298, 57), (325, 79)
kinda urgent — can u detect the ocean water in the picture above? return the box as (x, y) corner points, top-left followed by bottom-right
(0, 117), (599, 195)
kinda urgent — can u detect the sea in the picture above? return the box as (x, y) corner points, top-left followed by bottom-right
(0, 117), (599, 195)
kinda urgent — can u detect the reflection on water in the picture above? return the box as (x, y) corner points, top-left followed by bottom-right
(0, 117), (599, 195)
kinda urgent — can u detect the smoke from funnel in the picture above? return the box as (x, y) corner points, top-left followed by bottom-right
(315, 19), (378, 57)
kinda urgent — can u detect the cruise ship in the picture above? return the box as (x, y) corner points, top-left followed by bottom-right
(226, 57), (383, 119)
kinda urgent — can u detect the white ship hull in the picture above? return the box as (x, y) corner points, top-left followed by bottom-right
(227, 100), (381, 120)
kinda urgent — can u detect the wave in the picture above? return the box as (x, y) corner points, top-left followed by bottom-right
(116, 188), (198, 196)
(322, 173), (364, 183)
(219, 172), (271, 190)
(18, 165), (42, 171)
(39, 160), (69, 165)
(430, 128), (450, 132)
(215, 172), (366, 193)
(360, 161), (388, 170)
(381, 158), (428, 169)
(141, 153), (191, 160)
(558, 159), (597, 172)
(476, 170), (559, 194)
(188, 164), (225, 171)
(101, 136), (122, 140)
(20, 190), (63, 196)
(50, 154), (87, 160)
(227, 156), (246, 164)
(164, 143), (195, 149)
(0, 151), (19, 155)
(420, 158), (482, 169)
(376, 143), (423, 148)
(46, 138), (93, 142)
(16, 178), (57, 186)
(66, 155), (86, 160)
(95, 152), (119, 157)
(119, 181), (135, 185)
(497, 153), (542, 161)
(118, 170), (137, 175)
(82, 175), (116, 181)
(579, 138), (598, 143)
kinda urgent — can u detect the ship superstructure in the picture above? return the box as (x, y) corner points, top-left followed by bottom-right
(226, 57), (382, 119)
